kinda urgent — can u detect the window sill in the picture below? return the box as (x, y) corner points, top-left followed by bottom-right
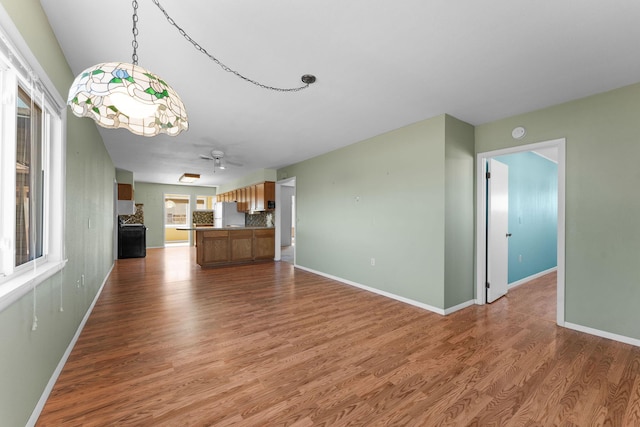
(0, 259), (67, 313)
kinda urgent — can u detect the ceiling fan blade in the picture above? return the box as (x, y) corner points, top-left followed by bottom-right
(225, 160), (244, 167)
(199, 154), (214, 160)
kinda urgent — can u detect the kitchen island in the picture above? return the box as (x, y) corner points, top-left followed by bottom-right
(179, 227), (275, 268)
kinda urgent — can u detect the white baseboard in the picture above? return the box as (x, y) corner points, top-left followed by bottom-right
(27, 263), (114, 427)
(508, 266), (557, 289)
(444, 299), (476, 315)
(564, 322), (640, 348)
(294, 265), (474, 316)
(295, 266), (639, 348)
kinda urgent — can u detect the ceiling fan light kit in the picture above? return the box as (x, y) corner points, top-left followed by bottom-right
(67, 0), (316, 138)
(199, 149), (245, 173)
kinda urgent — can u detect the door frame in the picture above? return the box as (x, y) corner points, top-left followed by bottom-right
(475, 138), (566, 326)
(275, 177), (296, 263)
(163, 193), (191, 247)
(486, 158), (510, 303)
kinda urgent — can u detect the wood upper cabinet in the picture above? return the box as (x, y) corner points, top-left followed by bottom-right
(251, 181), (275, 212)
(216, 181), (275, 212)
(254, 183), (265, 211)
(250, 185), (257, 212)
(238, 187), (247, 212)
(117, 183), (133, 200)
(264, 181), (275, 210)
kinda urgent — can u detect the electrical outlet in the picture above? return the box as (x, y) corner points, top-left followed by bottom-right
(81, 274), (85, 286)
(518, 254), (523, 262)
(370, 258), (375, 266)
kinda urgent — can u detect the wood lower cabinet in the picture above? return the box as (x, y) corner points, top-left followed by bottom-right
(196, 228), (275, 267)
(230, 229), (253, 262)
(254, 229), (275, 260)
(197, 230), (230, 265)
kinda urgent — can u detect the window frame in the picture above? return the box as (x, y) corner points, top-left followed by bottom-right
(0, 14), (67, 312)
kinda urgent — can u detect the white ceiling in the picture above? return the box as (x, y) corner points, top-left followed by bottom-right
(39, 0), (640, 187)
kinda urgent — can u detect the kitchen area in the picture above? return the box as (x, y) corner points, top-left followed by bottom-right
(115, 177), (277, 267)
(180, 181), (276, 268)
(116, 182), (147, 259)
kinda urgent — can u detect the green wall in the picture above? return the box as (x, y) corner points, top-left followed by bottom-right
(0, 1), (115, 425)
(218, 169), (277, 193)
(133, 182), (217, 248)
(278, 114), (475, 310)
(116, 168), (134, 186)
(476, 82), (640, 340)
(444, 115), (476, 307)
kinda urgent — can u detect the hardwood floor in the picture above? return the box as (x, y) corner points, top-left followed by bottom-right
(37, 249), (640, 426)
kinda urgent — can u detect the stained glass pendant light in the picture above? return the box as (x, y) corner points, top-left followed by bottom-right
(67, 1), (188, 137)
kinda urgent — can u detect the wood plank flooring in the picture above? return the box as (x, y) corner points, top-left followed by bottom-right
(37, 249), (640, 426)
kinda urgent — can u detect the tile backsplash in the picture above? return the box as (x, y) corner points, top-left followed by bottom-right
(119, 204), (144, 224)
(192, 210), (214, 225)
(246, 211), (274, 227)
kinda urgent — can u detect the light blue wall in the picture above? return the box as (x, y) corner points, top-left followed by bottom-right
(494, 152), (557, 283)
(476, 82), (640, 340)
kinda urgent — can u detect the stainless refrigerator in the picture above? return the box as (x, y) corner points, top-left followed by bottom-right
(214, 202), (245, 228)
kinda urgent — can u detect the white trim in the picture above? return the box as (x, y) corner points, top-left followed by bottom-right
(476, 138), (566, 327)
(0, 6), (67, 313)
(508, 266), (558, 289)
(26, 263), (114, 427)
(275, 177), (296, 263)
(0, 259), (67, 312)
(295, 265), (473, 316)
(443, 299), (476, 315)
(564, 322), (640, 348)
(0, 5), (64, 111)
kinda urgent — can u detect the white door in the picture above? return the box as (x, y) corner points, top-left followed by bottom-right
(487, 159), (509, 303)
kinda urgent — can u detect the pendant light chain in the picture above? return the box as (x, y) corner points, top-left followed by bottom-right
(150, 0), (313, 92)
(132, 0), (139, 65)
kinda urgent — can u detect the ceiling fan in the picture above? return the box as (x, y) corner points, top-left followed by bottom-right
(199, 150), (243, 172)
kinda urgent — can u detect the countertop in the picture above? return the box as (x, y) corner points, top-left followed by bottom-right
(177, 226), (274, 231)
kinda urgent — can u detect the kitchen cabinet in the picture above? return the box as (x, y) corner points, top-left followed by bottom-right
(117, 183), (133, 200)
(214, 181), (275, 212)
(254, 228), (275, 260)
(254, 183), (265, 211)
(197, 230), (230, 265)
(195, 227), (275, 268)
(230, 229), (253, 262)
(238, 187), (248, 212)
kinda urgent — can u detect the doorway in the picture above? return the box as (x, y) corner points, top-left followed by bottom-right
(164, 193), (191, 247)
(476, 138), (566, 326)
(275, 177), (296, 264)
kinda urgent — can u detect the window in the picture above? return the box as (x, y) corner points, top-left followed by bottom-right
(165, 194), (189, 226)
(15, 86), (44, 267)
(196, 195), (214, 210)
(0, 18), (66, 312)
